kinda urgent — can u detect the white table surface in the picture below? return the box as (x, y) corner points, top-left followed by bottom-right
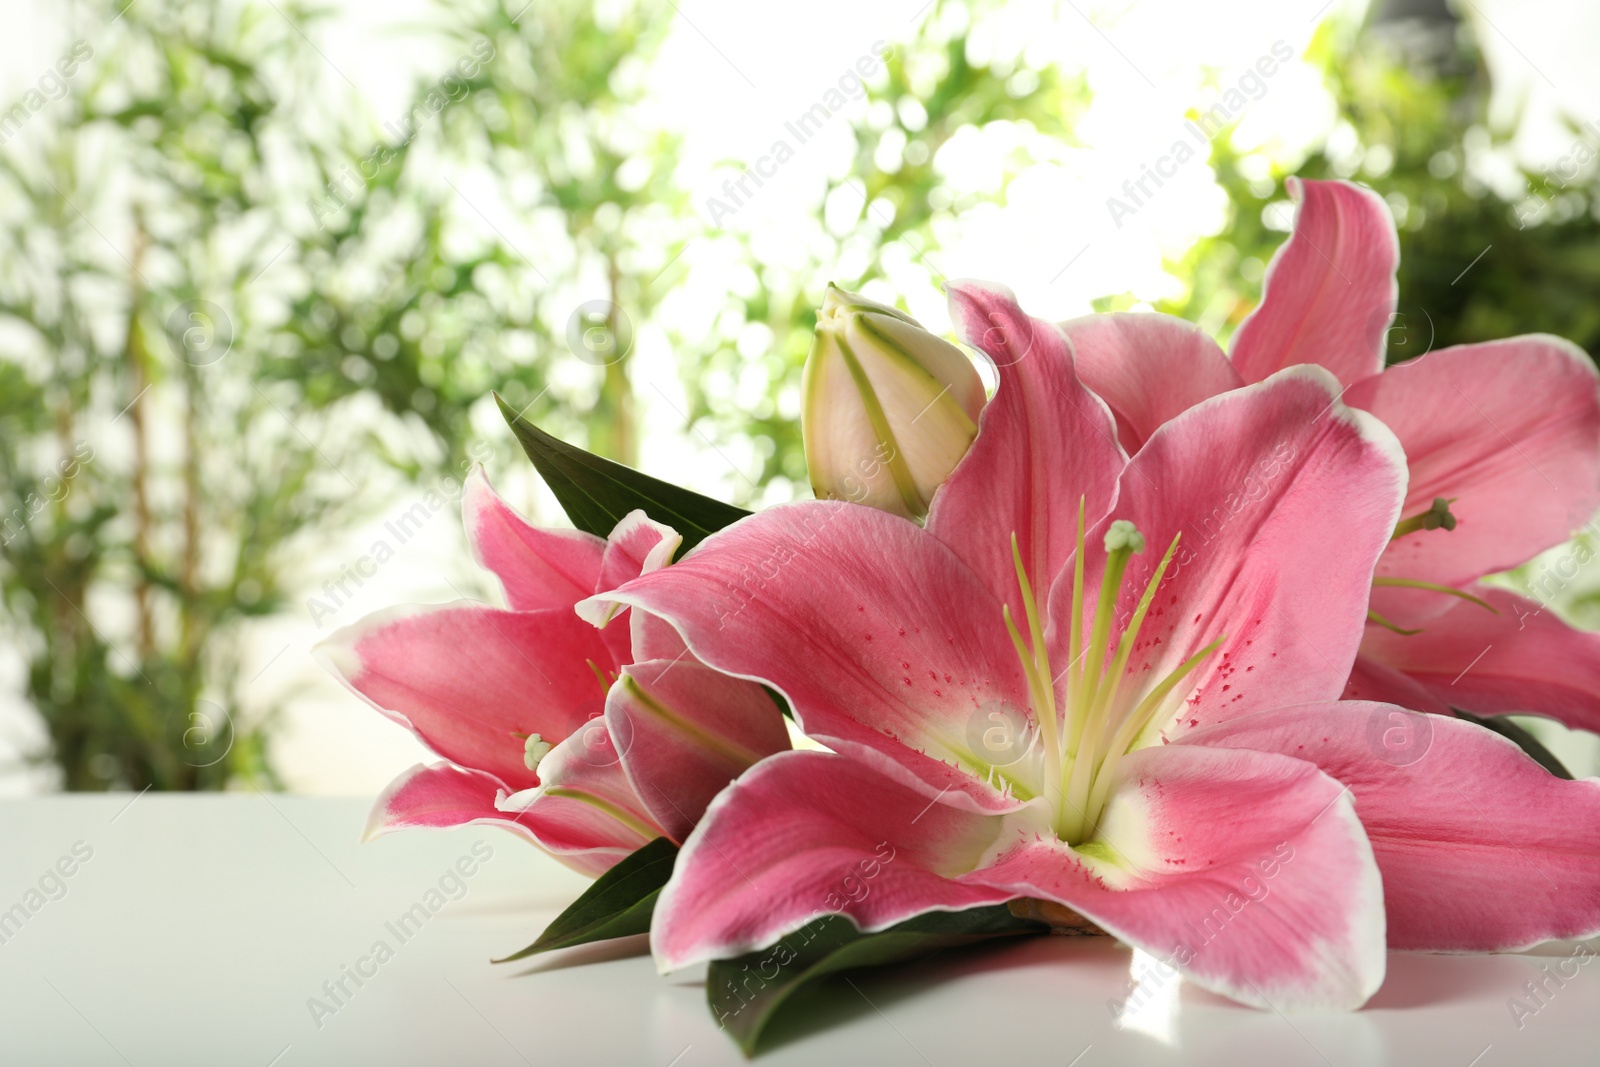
(0, 794), (1593, 1066)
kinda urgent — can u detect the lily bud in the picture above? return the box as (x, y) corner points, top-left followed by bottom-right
(801, 284), (985, 519)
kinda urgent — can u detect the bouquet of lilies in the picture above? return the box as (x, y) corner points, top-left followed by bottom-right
(319, 178), (1600, 1054)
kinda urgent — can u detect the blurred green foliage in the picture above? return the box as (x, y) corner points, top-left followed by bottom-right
(678, 1), (1092, 501)
(285, 0), (686, 470)
(0, 1), (344, 789)
(1162, 8), (1600, 359)
(0, 0), (687, 789)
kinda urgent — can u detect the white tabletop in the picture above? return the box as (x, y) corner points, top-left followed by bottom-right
(0, 794), (1592, 1066)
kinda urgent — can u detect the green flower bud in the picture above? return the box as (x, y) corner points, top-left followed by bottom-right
(801, 284), (985, 519)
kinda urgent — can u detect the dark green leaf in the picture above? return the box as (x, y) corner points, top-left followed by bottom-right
(1453, 708), (1574, 779)
(708, 906), (1045, 1055)
(494, 837), (678, 962)
(496, 393), (749, 552)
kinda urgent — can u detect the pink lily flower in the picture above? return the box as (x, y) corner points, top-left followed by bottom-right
(586, 283), (1600, 1007)
(582, 283), (1408, 1011)
(317, 470), (789, 876)
(1069, 178), (1600, 731)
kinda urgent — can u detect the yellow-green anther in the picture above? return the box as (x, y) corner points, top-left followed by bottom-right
(1392, 497), (1458, 539)
(523, 733), (553, 772)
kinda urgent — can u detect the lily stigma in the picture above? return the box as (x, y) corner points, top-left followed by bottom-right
(1367, 496), (1497, 635)
(603, 278), (1600, 1012)
(997, 504), (1223, 846)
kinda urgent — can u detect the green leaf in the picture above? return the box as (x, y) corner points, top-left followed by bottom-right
(762, 684), (795, 721)
(494, 837), (678, 962)
(496, 393), (749, 553)
(707, 906), (1045, 1055)
(1453, 708), (1574, 779)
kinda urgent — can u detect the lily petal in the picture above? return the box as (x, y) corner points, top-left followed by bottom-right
(584, 501), (1032, 814)
(1056, 366), (1408, 740)
(597, 509), (682, 593)
(630, 608), (689, 662)
(316, 602), (617, 790)
(1063, 312), (1244, 453)
(593, 510), (682, 664)
(1188, 702), (1600, 951)
(501, 721), (665, 868)
(609, 659), (791, 842)
(362, 761), (536, 843)
(1341, 654), (1451, 715)
(931, 279), (1125, 602)
(1360, 585), (1600, 734)
(1230, 178), (1397, 388)
(362, 761), (631, 877)
(462, 468), (605, 611)
(1347, 337), (1600, 597)
(966, 743), (1385, 1011)
(650, 750), (1012, 972)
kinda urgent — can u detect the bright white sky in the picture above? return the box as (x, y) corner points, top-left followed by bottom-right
(1, 0), (1597, 793)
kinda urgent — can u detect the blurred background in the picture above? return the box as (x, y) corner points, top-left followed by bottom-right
(2, 0), (1599, 795)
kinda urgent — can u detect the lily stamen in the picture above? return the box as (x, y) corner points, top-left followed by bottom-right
(585, 658), (617, 697)
(1371, 576), (1498, 614)
(1004, 510), (1224, 846)
(523, 733), (553, 772)
(1008, 535), (1060, 797)
(1391, 497), (1457, 539)
(1366, 608), (1422, 636)
(1062, 524), (1190, 844)
(1066, 498), (1087, 756)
